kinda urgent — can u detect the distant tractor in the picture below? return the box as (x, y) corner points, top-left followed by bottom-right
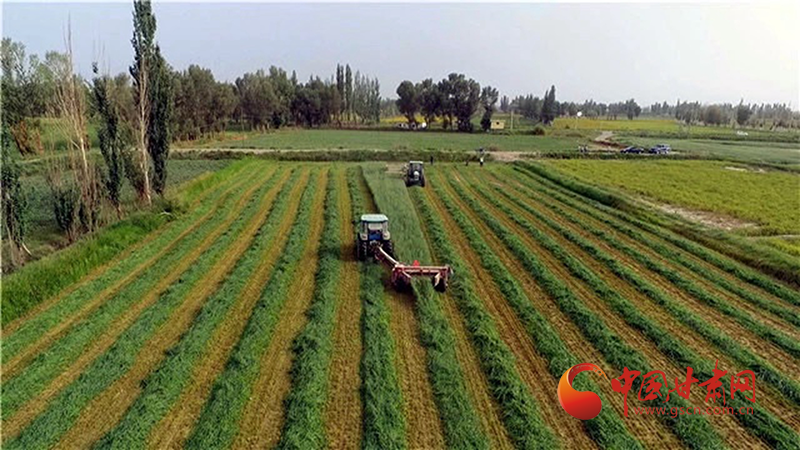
(356, 213), (452, 292)
(405, 161), (426, 187)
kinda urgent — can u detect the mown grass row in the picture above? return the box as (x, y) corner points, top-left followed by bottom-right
(276, 172), (342, 449)
(5, 166), (281, 450)
(1, 160), (252, 325)
(476, 173), (800, 408)
(346, 167), (407, 450)
(442, 171), (726, 450)
(93, 169), (301, 449)
(516, 163), (800, 306)
(3, 164), (261, 362)
(456, 172), (799, 449)
(1, 169), (275, 422)
(415, 184), (602, 449)
(185, 170), (321, 449)
(361, 164), (489, 449)
(507, 167), (800, 327)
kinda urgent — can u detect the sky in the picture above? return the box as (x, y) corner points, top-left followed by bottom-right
(2, 1), (798, 106)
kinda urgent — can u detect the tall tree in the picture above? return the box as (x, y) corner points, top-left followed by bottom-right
(541, 85), (557, 124)
(418, 78), (440, 127)
(395, 80), (419, 125)
(344, 64), (353, 122)
(1, 143), (29, 267)
(736, 100), (752, 126)
(92, 63), (128, 214)
(148, 45), (172, 196)
(480, 86), (499, 131)
(129, 0), (157, 204)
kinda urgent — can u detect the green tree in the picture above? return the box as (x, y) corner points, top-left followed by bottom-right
(92, 64), (128, 214)
(396, 80), (419, 125)
(345, 64), (353, 122)
(541, 85), (557, 124)
(736, 100), (752, 126)
(147, 45), (171, 196)
(418, 78), (441, 127)
(480, 86), (499, 131)
(1, 142), (29, 267)
(129, 0), (157, 204)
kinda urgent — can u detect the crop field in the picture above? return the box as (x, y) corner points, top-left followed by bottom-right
(2, 159), (799, 449)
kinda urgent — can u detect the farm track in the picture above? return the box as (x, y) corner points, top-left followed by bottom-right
(432, 169), (680, 448)
(500, 168), (800, 348)
(232, 169), (328, 449)
(50, 167), (288, 448)
(144, 169), (308, 449)
(324, 168), (363, 450)
(420, 179), (584, 449)
(0, 171), (269, 442)
(512, 166), (800, 312)
(0, 162), (251, 337)
(1, 167), (257, 373)
(475, 171), (800, 427)
(449, 169), (767, 449)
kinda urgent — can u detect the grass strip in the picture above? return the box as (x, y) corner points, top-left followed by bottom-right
(92, 169), (300, 449)
(443, 171), (727, 450)
(414, 186), (585, 449)
(1, 170), (268, 422)
(2, 164), (258, 364)
(361, 164), (490, 450)
(516, 163), (800, 306)
(276, 172), (342, 449)
(458, 172), (799, 449)
(184, 170), (320, 449)
(347, 166), (407, 450)
(1, 160), (250, 325)
(505, 167), (800, 329)
(4, 164), (278, 450)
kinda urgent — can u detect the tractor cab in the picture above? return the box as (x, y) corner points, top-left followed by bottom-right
(405, 161), (426, 187)
(357, 214), (393, 260)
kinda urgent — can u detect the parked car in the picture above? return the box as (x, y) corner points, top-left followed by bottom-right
(649, 144), (671, 154)
(621, 146), (644, 154)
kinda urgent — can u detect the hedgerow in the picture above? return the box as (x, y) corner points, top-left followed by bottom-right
(346, 166), (406, 450)
(5, 167), (281, 450)
(2, 170), (274, 423)
(185, 170), (321, 449)
(361, 164), (489, 449)
(93, 168), (300, 449)
(413, 184), (584, 449)
(277, 171), (343, 449)
(516, 163), (800, 304)
(481, 173), (800, 408)
(444, 172), (726, 450)
(459, 172), (799, 448)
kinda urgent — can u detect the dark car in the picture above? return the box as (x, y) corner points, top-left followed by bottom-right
(649, 144), (671, 154)
(621, 146), (644, 154)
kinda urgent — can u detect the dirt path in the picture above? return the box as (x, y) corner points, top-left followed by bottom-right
(146, 170), (309, 449)
(323, 169), (363, 450)
(2, 172), (257, 379)
(231, 170), (328, 449)
(422, 180), (574, 449)
(451, 169), (766, 449)
(1, 171), (273, 442)
(50, 169), (288, 449)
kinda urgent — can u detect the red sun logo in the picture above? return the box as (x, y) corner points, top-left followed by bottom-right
(558, 363), (608, 420)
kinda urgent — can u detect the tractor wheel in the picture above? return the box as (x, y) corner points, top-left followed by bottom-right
(419, 174), (426, 187)
(358, 240), (368, 261)
(433, 277), (447, 293)
(383, 240), (394, 258)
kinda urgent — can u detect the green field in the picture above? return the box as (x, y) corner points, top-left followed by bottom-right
(544, 159), (800, 235)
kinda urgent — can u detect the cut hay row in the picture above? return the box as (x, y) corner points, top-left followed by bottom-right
(504, 167), (800, 330)
(184, 169), (321, 449)
(2, 163), (260, 365)
(516, 163), (800, 307)
(346, 166), (407, 450)
(361, 165), (488, 449)
(412, 185), (568, 449)
(453, 171), (799, 449)
(442, 171), (727, 450)
(482, 173), (800, 407)
(2, 160), (253, 327)
(323, 167), (364, 450)
(93, 168), (303, 448)
(277, 170), (342, 449)
(1, 169), (273, 432)
(59, 167), (297, 449)
(4, 165), (283, 449)
(231, 169), (328, 449)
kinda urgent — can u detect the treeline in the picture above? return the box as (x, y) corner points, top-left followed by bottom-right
(662, 100), (798, 128)
(394, 74), (501, 132)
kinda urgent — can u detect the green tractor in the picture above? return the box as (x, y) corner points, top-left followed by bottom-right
(405, 161), (426, 187)
(356, 214), (394, 261)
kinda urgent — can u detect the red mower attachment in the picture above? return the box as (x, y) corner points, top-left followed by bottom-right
(373, 243), (453, 292)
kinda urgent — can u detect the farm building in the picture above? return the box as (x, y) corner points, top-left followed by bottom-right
(490, 120), (505, 130)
